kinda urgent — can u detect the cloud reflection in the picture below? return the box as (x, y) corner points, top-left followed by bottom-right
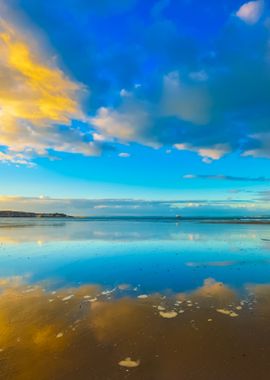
(0, 278), (270, 379)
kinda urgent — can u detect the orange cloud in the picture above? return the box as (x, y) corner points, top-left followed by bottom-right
(0, 15), (100, 164)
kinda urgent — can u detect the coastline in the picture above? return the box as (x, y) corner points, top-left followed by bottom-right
(1, 213), (270, 224)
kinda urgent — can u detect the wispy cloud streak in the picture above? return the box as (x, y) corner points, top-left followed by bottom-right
(183, 174), (270, 182)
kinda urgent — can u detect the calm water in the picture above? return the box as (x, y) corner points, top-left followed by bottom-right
(1, 218), (270, 379)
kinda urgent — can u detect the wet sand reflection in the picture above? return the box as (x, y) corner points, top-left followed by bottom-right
(1, 278), (270, 379)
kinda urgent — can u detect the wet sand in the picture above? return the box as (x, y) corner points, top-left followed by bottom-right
(1, 278), (270, 380)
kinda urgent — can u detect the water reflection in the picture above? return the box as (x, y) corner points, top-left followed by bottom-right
(1, 277), (270, 379)
(0, 218), (270, 244)
(1, 219), (270, 378)
(0, 219), (270, 293)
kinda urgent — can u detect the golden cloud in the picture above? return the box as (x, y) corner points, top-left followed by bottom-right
(0, 15), (100, 164)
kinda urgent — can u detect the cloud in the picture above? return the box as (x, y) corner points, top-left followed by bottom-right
(0, 195), (269, 216)
(161, 71), (211, 125)
(183, 174), (270, 182)
(1, 0), (270, 165)
(90, 10), (270, 162)
(118, 153), (131, 158)
(89, 2), (270, 162)
(91, 106), (149, 144)
(242, 132), (270, 158)
(255, 190), (270, 200)
(0, 151), (35, 167)
(236, 1), (264, 24)
(175, 144), (231, 161)
(3, 278), (268, 380)
(0, 12), (107, 164)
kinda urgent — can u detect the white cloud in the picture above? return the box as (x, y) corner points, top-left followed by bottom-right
(120, 89), (132, 97)
(202, 157), (213, 164)
(183, 174), (196, 179)
(118, 152), (131, 158)
(197, 145), (230, 160)
(0, 152), (35, 167)
(236, 0), (264, 24)
(91, 106), (150, 144)
(174, 143), (230, 161)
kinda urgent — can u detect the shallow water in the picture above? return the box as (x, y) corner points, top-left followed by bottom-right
(0, 218), (270, 379)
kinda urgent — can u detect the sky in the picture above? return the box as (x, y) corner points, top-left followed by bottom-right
(0, 0), (270, 216)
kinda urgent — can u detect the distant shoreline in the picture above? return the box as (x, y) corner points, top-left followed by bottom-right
(200, 220), (270, 225)
(71, 216), (270, 224)
(0, 213), (270, 224)
(0, 211), (72, 218)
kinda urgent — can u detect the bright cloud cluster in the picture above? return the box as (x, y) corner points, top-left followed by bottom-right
(0, 16), (103, 164)
(88, 0), (270, 162)
(0, 0), (270, 166)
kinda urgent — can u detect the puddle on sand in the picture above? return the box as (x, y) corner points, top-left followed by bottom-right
(1, 278), (270, 380)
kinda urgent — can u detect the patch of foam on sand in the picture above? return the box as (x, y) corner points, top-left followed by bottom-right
(62, 295), (74, 302)
(216, 309), (239, 317)
(118, 358), (140, 368)
(159, 311), (178, 319)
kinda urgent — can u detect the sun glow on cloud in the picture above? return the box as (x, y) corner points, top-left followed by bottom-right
(0, 21), (81, 123)
(0, 15), (101, 165)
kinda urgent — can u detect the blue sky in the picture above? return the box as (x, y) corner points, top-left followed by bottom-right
(0, 0), (270, 216)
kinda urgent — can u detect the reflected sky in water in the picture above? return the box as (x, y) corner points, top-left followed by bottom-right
(1, 219), (270, 379)
(0, 218), (270, 292)
(1, 276), (270, 379)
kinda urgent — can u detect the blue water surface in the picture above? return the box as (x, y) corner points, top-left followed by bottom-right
(0, 218), (270, 293)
